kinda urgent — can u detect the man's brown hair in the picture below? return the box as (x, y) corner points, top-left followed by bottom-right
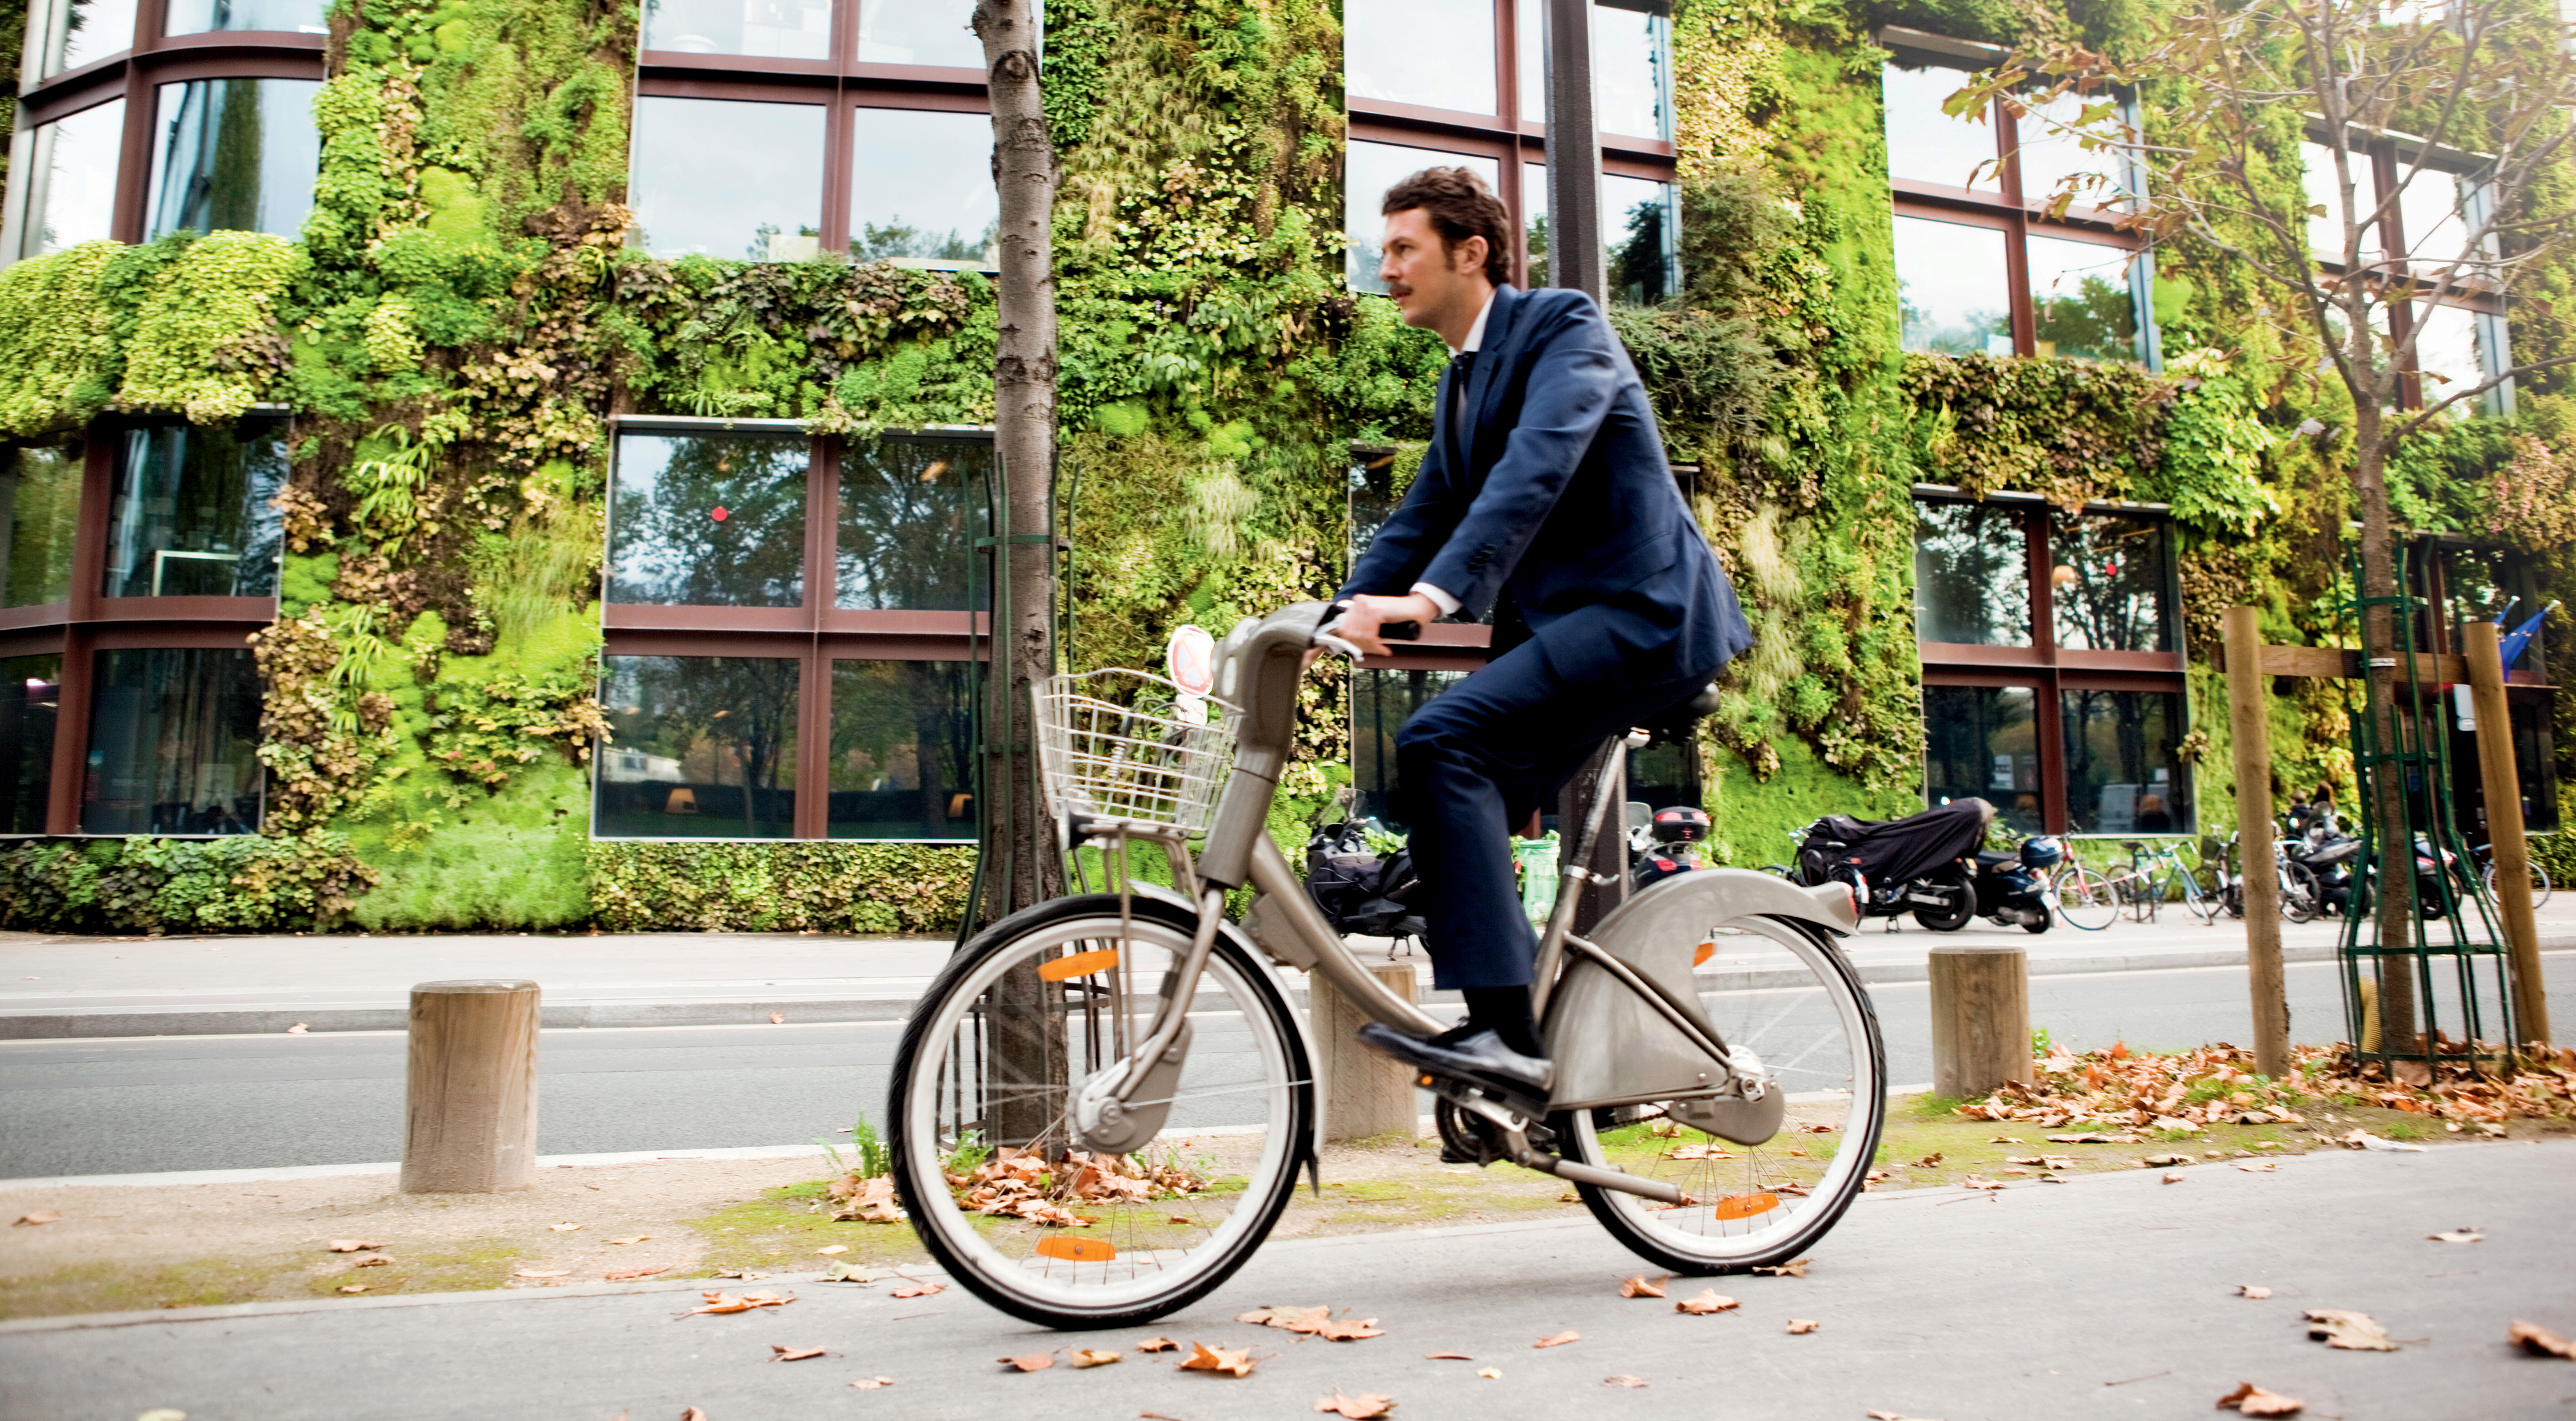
(1381, 167), (1513, 287)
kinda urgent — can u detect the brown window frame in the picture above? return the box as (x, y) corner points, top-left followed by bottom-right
(2305, 131), (2511, 415)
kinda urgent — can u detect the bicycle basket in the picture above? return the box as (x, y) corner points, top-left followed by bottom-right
(1033, 669), (1239, 835)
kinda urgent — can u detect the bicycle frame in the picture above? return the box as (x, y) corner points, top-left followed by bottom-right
(1056, 602), (1862, 1202)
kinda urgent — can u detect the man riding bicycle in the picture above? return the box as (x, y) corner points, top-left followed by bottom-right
(1325, 167), (1753, 1099)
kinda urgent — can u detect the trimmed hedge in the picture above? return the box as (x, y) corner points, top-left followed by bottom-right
(0, 833), (378, 934)
(584, 840), (976, 936)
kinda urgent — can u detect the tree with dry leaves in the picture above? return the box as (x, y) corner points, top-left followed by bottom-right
(1953, 0), (2576, 1056)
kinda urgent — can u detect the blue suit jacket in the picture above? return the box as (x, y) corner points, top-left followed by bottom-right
(1339, 285), (1752, 690)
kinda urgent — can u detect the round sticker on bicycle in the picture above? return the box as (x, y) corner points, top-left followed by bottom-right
(1167, 624), (1215, 696)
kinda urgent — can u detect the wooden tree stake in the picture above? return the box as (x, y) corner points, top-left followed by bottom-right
(402, 979), (540, 1193)
(2225, 606), (2291, 1077)
(2464, 621), (2551, 1048)
(1929, 945), (2030, 1101)
(1315, 962), (1422, 1142)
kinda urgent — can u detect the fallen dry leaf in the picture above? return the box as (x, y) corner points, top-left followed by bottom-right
(608, 1236), (650, 1246)
(1534, 1329), (1581, 1347)
(888, 1282), (943, 1299)
(1751, 1259), (1810, 1278)
(2162, 1173), (2187, 1185)
(1961, 1179), (2004, 1191)
(13, 1210), (62, 1226)
(1863, 1412), (1946, 1421)
(2236, 1285), (2271, 1300)
(548, 1222), (582, 1232)
(2048, 1132), (2121, 1144)
(1314, 1387), (1394, 1418)
(1604, 1375), (1649, 1387)
(1675, 1290), (1739, 1316)
(606, 1267), (671, 1281)
(1787, 1319), (1821, 1334)
(1911, 1152), (1945, 1168)
(820, 1262), (875, 1284)
(338, 1284), (367, 1294)
(769, 1011), (785, 1024)
(350, 1256), (391, 1268)
(1424, 1351), (1473, 1360)
(2216, 1381), (2305, 1415)
(1135, 1337), (1179, 1353)
(1239, 1304), (1330, 1329)
(1177, 1342), (1258, 1377)
(688, 1290), (793, 1315)
(514, 1269), (571, 1279)
(2305, 1308), (2398, 1351)
(772, 1346), (827, 1362)
(1170, 1215), (1192, 1225)
(2236, 1162), (2278, 1173)
(998, 1351), (1056, 1372)
(1619, 1274), (1667, 1298)
(850, 1376), (894, 1389)
(1071, 1349), (1121, 1369)
(815, 1245), (849, 1255)
(2425, 1230), (2484, 1244)
(1476, 1368), (1502, 1380)
(1315, 1316), (1385, 1341)
(682, 1410), (706, 1421)
(2508, 1320), (2576, 1359)
(1986, 1135), (2024, 1143)
(326, 1240), (382, 1253)
(286, 1022), (309, 1034)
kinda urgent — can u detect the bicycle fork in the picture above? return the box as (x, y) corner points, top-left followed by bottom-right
(1065, 882), (1226, 1155)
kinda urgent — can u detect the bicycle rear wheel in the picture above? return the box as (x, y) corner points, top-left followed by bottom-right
(1554, 917), (1885, 1274)
(2485, 859), (2554, 913)
(2280, 862), (2322, 923)
(2051, 866), (2117, 930)
(887, 894), (1311, 1329)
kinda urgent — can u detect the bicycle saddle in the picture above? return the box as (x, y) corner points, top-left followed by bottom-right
(1641, 682), (1724, 743)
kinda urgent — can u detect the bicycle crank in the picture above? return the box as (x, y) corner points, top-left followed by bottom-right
(1421, 1075), (1694, 1207)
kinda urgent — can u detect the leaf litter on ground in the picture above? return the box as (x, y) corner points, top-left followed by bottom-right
(686, 1291), (793, 1316)
(2426, 1229), (2484, 1243)
(1619, 1275), (1667, 1298)
(2304, 1308), (2399, 1351)
(1072, 1349), (1121, 1369)
(1135, 1337), (1179, 1353)
(1957, 1040), (2576, 1132)
(2216, 1381), (2305, 1415)
(1676, 1290), (1740, 1316)
(1787, 1319), (1821, 1334)
(12, 1210), (62, 1226)
(1534, 1330), (1581, 1347)
(2236, 1284), (2271, 1299)
(771, 1345), (826, 1362)
(1314, 1387), (1394, 1418)
(1236, 1305), (1382, 1340)
(1751, 1258), (1810, 1277)
(850, 1377), (894, 1389)
(1604, 1375), (1649, 1387)
(1178, 1342), (1259, 1377)
(997, 1351), (1056, 1372)
(2509, 1320), (2576, 1359)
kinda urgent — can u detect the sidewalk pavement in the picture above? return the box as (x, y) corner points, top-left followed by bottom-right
(3, 1135), (2567, 1419)
(7, 896), (2573, 1039)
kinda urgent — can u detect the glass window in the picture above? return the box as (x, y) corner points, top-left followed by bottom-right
(2413, 302), (2485, 406)
(2060, 688), (2188, 834)
(1592, 1), (1671, 141)
(1923, 685), (2043, 834)
(2506, 698), (2559, 834)
(81, 647), (263, 835)
(17, 100), (127, 259)
(855, 0), (982, 68)
(2301, 140), (2375, 262)
(162, 0), (327, 34)
(2398, 168), (2469, 273)
(145, 79), (324, 242)
(1604, 171), (1676, 306)
(2013, 91), (2124, 209)
(1352, 667), (1468, 826)
(1893, 214), (2012, 356)
(608, 431), (808, 607)
(1883, 61), (1998, 191)
(1348, 141), (1499, 293)
(829, 660), (973, 838)
(643, 0), (831, 58)
(3, 444), (83, 609)
(1914, 502), (2031, 646)
(837, 436), (986, 610)
(102, 419), (287, 599)
(2025, 233), (2136, 362)
(848, 108), (998, 262)
(2049, 512), (2172, 652)
(629, 96), (827, 260)
(596, 656), (801, 838)
(0, 655), (61, 835)
(39, 0), (139, 76)
(1348, 0), (1497, 115)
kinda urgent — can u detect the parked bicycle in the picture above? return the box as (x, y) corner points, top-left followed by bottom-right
(2103, 839), (2225, 925)
(2467, 840), (2555, 913)
(885, 603), (1885, 1328)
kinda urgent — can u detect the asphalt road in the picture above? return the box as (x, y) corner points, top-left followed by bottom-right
(5, 955), (2570, 1179)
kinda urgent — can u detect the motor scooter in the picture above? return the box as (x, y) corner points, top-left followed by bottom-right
(1789, 798), (1994, 931)
(1950, 834), (2063, 933)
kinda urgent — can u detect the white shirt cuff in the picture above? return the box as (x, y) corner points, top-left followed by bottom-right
(1409, 582), (1461, 618)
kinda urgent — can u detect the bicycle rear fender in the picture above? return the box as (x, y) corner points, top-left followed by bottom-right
(1546, 869), (1856, 1112)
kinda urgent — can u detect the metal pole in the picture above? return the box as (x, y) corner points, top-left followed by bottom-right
(2465, 619), (2551, 1048)
(2223, 607), (2291, 1077)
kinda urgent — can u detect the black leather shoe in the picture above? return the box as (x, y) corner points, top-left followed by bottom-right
(1357, 1021), (1553, 1096)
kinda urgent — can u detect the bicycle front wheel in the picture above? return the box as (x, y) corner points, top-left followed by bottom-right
(2051, 866), (2118, 930)
(887, 894), (1312, 1329)
(2485, 859), (2555, 913)
(1554, 917), (1885, 1274)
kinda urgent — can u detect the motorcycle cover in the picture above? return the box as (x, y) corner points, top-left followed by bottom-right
(1800, 798), (1995, 889)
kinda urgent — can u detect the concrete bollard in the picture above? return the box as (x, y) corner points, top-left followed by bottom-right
(401, 978), (540, 1193)
(1929, 945), (2030, 1102)
(1315, 962), (1422, 1142)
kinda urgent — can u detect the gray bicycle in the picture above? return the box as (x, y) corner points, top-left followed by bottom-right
(886, 602), (1884, 1328)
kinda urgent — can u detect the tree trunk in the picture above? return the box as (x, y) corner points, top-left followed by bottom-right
(974, 0), (1065, 1147)
(2348, 403), (2421, 1057)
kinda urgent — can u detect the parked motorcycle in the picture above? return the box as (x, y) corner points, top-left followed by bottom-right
(1789, 798), (1996, 930)
(1631, 805), (1712, 890)
(1953, 833), (2063, 934)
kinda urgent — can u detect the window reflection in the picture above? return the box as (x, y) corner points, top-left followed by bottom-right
(1882, 61), (1997, 191)
(0, 654), (61, 835)
(2025, 233), (2136, 361)
(1348, 141), (1498, 293)
(848, 108), (998, 262)
(829, 660), (973, 838)
(3, 444), (82, 609)
(643, 0), (831, 58)
(1348, 0), (1497, 115)
(2301, 140), (2374, 262)
(103, 420), (287, 599)
(81, 648), (263, 835)
(18, 100), (126, 259)
(1915, 502), (2031, 646)
(837, 436), (985, 610)
(1353, 667), (1468, 827)
(39, 0), (139, 76)
(1924, 685), (2043, 834)
(2013, 91), (2125, 210)
(146, 79), (324, 242)
(2049, 512), (2172, 652)
(2412, 302), (2485, 406)
(1893, 214), (2012, 355)
(629, 96), (826, 259)
(609, 431), (807, 607)
(1591, 1), (1670, 140)
(2398, 169), (2469, 274)
(1522, 161), (1674, 298)
(2060, 688), (2188, 834)
(596, 656), (800, 839)
(856, 0), (982, 68)
(163, 0), (327, 34)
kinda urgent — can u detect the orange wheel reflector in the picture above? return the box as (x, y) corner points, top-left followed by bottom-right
(1712, 1192), (1781, 1220)
(1693, 941), (1716, 966)
(1038, 948), (1120, 981)
(1034, 1236), (1116, 1262)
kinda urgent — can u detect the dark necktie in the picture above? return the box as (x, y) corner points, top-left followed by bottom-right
(1447, 350), (1475, 460)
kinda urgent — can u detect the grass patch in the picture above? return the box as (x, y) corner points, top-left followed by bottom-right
(0, 1252), (314, 1320)
(682, 1181), (929, 1277)
(307, 1238), (531, 1298)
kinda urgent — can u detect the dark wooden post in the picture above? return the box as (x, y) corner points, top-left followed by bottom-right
(402, 980), (540, 1193)
(2464, 621), (2551, 1048)
(2224, 607), (2292, 1077)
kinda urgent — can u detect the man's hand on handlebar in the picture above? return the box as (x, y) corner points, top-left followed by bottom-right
(1312, 591), (1436, 668)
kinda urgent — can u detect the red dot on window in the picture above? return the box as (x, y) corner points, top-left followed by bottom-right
(710, 506), (729, 522)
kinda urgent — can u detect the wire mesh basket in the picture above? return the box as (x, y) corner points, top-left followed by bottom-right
(1034, 669), (1239, 835)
